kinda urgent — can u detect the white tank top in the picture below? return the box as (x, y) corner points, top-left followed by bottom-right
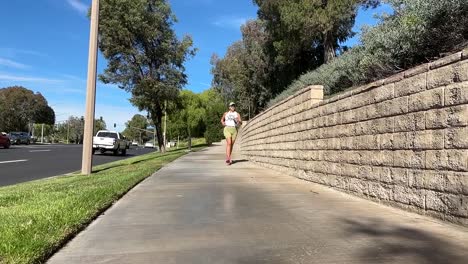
(225, 111), (239, 127)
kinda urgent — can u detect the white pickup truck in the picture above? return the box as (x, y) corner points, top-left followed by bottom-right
(92, 130), (129, 156)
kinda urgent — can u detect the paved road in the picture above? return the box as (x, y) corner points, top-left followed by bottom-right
(48, 143), (468, 264)
(0, 144), (155, 187)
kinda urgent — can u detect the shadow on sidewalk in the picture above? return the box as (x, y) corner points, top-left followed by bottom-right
(340, 217), (468, 264)
(232, 159), (249, 164)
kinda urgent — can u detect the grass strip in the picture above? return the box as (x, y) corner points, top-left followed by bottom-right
(0, 144), (206, 264)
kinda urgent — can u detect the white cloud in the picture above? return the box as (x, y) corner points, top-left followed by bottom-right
(0, 48), (47, 58)
(0, 74), (62, 83)
(200, 82), (211, 88)
(213, 16), (249, 29)
(0, 58), (30, 69)
(61, 88), (86, 94)
(62, 74), (86, 82)
(67, 0), (88, 15)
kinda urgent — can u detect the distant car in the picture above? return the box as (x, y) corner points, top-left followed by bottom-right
(0, 132), (11, 149)
(132, 141), (139, 146)
(9, 132), (30, 145)
(92, 130), (130, 156)
(144, 142), (155, 148)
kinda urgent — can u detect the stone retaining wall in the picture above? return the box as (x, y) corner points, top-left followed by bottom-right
(240, 49), (468, 226)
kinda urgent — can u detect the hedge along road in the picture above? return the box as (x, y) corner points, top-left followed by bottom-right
(0, 144), (156, 187)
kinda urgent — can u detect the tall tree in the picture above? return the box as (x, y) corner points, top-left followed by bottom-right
(0, 86), (55, 132)
(122, 114), (149, 143)
(94, 116), (107, 133)
(211, 41), (249, 115)
(211, 20), (273, 116)
(200, 89), (225, 145)
(97, 0), (195, 152)
(255, 0), (379, 63)
(174, 90), (205, 151)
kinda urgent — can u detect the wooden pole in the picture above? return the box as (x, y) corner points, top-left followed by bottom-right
(81, 0), (99, 175)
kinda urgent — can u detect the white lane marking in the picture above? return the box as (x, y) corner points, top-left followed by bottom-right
(29, 150), (51, 153)
(0, 160), (28, 164)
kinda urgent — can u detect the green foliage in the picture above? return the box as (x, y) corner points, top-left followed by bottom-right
(269, 0), (468, 105)
(53, 116), (84, 144)
(97, 0), (195, 151)
(165, 89), (225, 145)
(122, 114), (149, 143)
(200, 90), (225, 145)
(255, 0), (379, 63)
(0, 86), (55, 132)
(212, 1), (379, 116)
(211, 20), (273, 116)
(167, 90), (205, 149)
(95, 117), (107, 133)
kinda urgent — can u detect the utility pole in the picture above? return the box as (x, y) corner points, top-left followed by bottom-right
(163, 101), (167, 148)
(81, 0), (99, 175)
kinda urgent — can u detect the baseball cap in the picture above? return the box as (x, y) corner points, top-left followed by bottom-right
(229, 102), (236, 106)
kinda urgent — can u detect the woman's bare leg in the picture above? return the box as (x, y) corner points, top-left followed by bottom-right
(226, 137), (232, 161)
(229, 140), (235, 161)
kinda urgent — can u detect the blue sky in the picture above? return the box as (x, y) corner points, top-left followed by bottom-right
(0, 0), (391, 132)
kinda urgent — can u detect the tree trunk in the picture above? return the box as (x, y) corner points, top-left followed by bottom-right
(323, 31), (336, 63)
(153, 110), (166, 153)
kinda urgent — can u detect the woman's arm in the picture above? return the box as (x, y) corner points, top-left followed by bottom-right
(236, 114), (242, 126)
(221, 112), (226, 126)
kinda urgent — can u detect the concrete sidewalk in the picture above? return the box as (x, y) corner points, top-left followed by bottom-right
(49, 144), (468, 264)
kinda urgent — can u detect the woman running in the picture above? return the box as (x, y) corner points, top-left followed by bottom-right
(221, 102), (242, 165)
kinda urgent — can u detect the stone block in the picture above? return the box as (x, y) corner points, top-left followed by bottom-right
(393, 185), (410, 204)
(378, 167), (393, 184)
(413, 130), (445, 150)
(378, 96), (409, 116)
(343, 151), (361, 165)
(446, 127), (468, 149)
(370, 117), (394, 134)
(392, 132), (412, 149)
(408, 87), (444, 112)
(355, 135), (379, 150)
(394, 150), (425, 168)
(369, 182), (393, 200)
(427, 64), (456, 90)
(310, 85), (324, 106)
(394, 73), (427, 97)
(379, 133), (394, 150)
(454, 60), (468, 82)
(404, 63), (429, 78)
(340, 110), (358, 124)
(407, 188), (426, 209)
(425, 150), (468, 172)
(429, 52), (462, 70)
(408, 170), (446, 192)
(394, 112), (426, 132)
(363, 151), (393, 166)
(425, 190), (447, 212)
(369, 83), (395, 103)
(444, 82), (468, 106)
(348, 178), (369, 196)
(463, 46), (468, 59)
(391, 167), (409, 186)
(384, 73), (405, 85)
(445, 171), (468, 195)
(426, 105), (468, 129)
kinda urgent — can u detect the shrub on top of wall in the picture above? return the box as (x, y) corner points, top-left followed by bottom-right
(268, 0), (468, 106)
